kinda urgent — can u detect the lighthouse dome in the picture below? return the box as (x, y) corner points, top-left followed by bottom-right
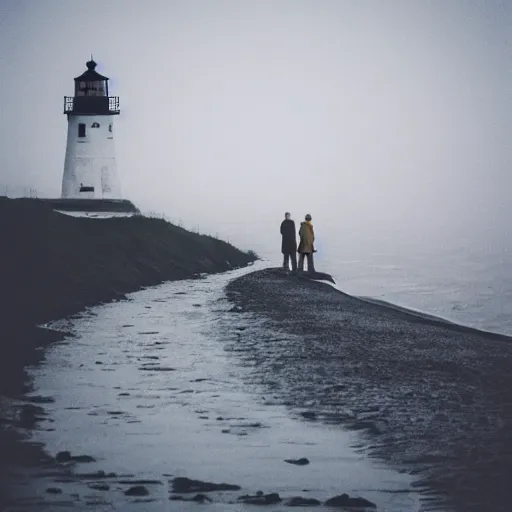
(74, 59), (109, 82)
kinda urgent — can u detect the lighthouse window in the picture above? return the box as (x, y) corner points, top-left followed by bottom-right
(108, 124), (112, 132)
(78, 123), (86, 138)
(91, 122), (100, 128)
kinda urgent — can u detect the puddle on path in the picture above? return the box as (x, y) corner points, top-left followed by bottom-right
(18, 263), (421, 510)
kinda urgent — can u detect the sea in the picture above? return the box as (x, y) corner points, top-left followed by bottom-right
(239, 218), (512, 337)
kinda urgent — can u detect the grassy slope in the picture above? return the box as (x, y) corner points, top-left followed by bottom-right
(0, 197), (255, 393)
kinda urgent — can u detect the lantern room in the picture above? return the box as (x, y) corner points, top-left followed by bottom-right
(74, 59), (109, 97)
(64, 58), (120, 116)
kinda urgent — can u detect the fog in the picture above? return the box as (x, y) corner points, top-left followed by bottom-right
(0, 0), (510, 252)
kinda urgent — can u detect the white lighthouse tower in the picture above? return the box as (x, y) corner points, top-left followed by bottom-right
(62, 58), (121, 199)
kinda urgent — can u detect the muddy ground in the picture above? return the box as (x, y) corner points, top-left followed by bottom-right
(226, 268), (512, 512)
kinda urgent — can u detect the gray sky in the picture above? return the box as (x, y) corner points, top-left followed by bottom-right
(0, 0), (510, 251)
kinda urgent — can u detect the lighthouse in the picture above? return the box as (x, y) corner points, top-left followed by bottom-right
(62, 58), (121, 199)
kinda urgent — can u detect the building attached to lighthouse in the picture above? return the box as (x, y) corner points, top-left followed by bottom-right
(62, 59), (121, 199)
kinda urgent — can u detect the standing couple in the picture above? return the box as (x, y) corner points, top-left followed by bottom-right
(280, 212), (316, 274)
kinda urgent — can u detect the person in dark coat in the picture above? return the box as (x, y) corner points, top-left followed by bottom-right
(280, 212), (297, 272)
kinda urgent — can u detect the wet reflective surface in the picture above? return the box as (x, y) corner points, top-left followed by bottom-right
(13, 263), (421, 510)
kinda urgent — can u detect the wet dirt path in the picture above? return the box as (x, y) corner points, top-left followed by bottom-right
(11, 264), (420, 510)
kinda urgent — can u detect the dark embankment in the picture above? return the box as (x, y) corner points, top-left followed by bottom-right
(0, 197), (255, 390)
(0, 197), (255, 504)
(227, 268), (512, 512)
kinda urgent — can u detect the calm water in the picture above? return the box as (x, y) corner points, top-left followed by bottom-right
(243, 220), (512, 336)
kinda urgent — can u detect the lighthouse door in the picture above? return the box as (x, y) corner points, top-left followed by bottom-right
(101, 166), (112, 197)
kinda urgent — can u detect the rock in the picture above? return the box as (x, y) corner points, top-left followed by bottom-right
(55, 451), (95, 463)
(301, 411), (316, 419)
(46, 487), (62, 494)
(193, 494), (212, 503)
(124, 485), (149, 496)
(72, 454), (96, 463)
(324, 493), (376, 508)
(172, 477), (241, 493)
(171, 493), (213, 503)
(56, 451), (72, 462)
(286, 496), (321, 506)
(88, 483), (110, 491)
(238, 492), (282, 505)
(284, 457), (310, 466)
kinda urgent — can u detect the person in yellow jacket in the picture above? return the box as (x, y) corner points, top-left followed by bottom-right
(297, 214), (316, 273)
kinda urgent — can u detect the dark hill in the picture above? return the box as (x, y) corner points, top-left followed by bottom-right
(0, 197), (256, 393)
